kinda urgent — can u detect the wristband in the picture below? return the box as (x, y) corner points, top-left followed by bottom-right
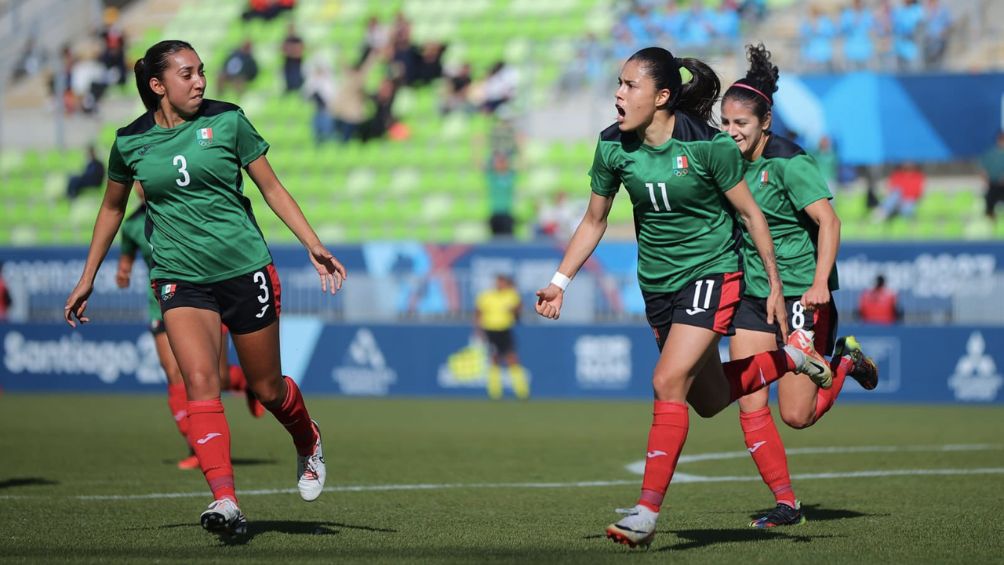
(550, 272), (571, 291)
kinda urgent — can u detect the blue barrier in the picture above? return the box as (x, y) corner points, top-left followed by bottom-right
(3, 320), (1001, 404)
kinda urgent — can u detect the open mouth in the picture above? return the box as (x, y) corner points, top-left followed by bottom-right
(615, 105), (625, 123)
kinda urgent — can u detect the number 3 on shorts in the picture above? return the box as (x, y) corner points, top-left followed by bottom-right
(253, 270), (270, 318)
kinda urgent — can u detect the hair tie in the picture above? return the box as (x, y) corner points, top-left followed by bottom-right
(679, 66), (693, 84)
(731, 82), (771, 105)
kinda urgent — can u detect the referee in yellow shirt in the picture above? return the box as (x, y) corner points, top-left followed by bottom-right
(475, 274), (529, 400)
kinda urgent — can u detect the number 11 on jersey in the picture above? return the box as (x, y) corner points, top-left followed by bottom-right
(646, 182), (671, 212)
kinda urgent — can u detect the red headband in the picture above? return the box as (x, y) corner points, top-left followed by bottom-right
(731, 82), (772, 105)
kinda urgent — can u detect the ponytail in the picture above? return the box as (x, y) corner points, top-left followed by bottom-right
(723, 43), (779, 122)
(627, 47), (721, 125)
(676, 57), (721, 125)
(133, 40), (195, 111)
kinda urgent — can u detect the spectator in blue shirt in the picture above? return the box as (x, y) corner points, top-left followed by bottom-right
(840, 0), (875, 70)
(922, 0), (951, 68)
(800, 6), (837, 72)
(892, 0), (924, 71)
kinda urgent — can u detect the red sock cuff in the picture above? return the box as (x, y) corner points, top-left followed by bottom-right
(188, 398), (224, 415)
(739, 406), (773, 432)
(167, 383), (186, 396)
(653, 400), (688, 418)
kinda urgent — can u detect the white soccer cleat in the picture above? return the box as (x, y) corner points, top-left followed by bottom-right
(605, 504), (658, 548)
(200, 498), (247, 538)
(783, 329), (833, 389)
(297, 419), (326, 502)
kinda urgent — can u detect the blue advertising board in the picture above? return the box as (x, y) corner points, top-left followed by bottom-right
(3, 320), (1001, 404)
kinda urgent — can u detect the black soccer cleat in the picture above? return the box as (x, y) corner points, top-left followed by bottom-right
(749, 501), (806, 528)
(834, 336), (879, 390)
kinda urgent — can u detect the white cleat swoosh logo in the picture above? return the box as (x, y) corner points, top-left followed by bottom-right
(748, 441), (767, 453)
(196, 432), (223, 445)
(646, 450), (668, 458)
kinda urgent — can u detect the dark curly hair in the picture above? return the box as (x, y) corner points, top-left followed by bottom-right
(722, 43), (779, 122)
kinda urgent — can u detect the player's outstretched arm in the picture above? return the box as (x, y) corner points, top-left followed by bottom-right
(246, 155), (347, 294)
(65, 178), (132, 327)
(800, 198), (840, 311)
(536, 192), (614, 320)
(725, 179), (788, 338)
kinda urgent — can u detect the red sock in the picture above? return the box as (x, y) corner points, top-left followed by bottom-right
(187, 398), (237, 503)
(723, 350), (793, 403)
(813, 356), (851, 422)
(638, 401), (689, 513)
(166, 383), (190, 439)
(227, 365), (247, 392)
(266, 377), (318, 457)
(740, 406), (796, 508)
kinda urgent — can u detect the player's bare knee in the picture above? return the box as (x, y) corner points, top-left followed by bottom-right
(779, 407), (815, 429)
(651, 371), (687, 403)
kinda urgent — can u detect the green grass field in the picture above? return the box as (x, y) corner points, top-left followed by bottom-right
(1, 395), (1002, 563)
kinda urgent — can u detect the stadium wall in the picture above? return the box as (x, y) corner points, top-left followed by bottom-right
(1, 320), (1001, 404)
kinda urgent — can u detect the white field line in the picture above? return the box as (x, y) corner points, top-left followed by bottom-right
(58, 443), (1002, 501)
(0, 444), (996, 501)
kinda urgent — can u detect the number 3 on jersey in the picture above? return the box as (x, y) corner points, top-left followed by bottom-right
(173, 155), (190, 187)
(646, 182), (671, 212)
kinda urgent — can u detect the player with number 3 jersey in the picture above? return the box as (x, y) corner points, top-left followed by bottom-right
(721, 44), (879, 529)
(65, 40), (347, 539)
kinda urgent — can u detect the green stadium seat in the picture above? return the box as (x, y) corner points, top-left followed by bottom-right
(834, 192), (868, 222)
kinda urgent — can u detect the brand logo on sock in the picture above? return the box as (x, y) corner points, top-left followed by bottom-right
(646, 450), (668, 458)
(196, 432), (223, 445)
(173, 410), (187, 422)
(748, 440), (767, 453)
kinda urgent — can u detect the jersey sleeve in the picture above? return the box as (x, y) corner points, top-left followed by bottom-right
(706, 133), (745, 192)
(234, 110), (270, 167)
(589, 138), (620, 197)
(783, 153), (833, 210)
(107, 140), (133, 184)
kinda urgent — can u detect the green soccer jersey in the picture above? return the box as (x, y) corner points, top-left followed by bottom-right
(107, 100), (272, 284)
(589, 112), (745, 293)
(740, 135), (839, 298)
(119, 204), (161, 323)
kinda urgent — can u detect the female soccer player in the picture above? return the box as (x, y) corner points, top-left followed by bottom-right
(721, 44), (878, 528)
(65, 40), (347, 538)
(115, 186), (264, 471)
(535, 47), (832, 548)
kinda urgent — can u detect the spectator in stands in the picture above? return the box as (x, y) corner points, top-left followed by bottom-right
(302, 60), (337, 144)
(922, 0), (952, 69)
(218, 41), (259, 96)
(486, 151), (517, 238)
(66, 145), (105, 200)
(441, 62), (473, 115)
(242, 0), (293, 21)
(481, 61), (517, 114)
(70, 48), (109, 115)
(858, 275), (900, 324)
(281, 24), (305, 92)
(874, 162), (925, 221)
(708, 1), (741, 49)
(98, 7), (127, 86)
(13, 35), (46, 80)
(358, 78), (398, 143)
(536, 191), (584, 241)
(812, 135), (839, 193)
(389, 21), (423, 86)
(330, 54), (377, 143)
(800, 6), (837, 72)
(0, 261), (10, 323)
(410, 42), (446, 87)
(359, 15), (390, 65)
(840, 0), (875, 70)
(891, 0), (924, 71)
(679, 2), (714, 49)
(978, 130), (1004, 221)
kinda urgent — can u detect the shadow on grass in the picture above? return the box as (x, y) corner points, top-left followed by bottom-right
(0, 477), (59, 490)
(792, 503), (886, 522)
(161, 458), (278, 467)
(152, 520), (397, 546)
(658, 528), (839, 551)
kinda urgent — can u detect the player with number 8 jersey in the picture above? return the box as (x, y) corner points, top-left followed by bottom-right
(65, 40), (347, 539)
